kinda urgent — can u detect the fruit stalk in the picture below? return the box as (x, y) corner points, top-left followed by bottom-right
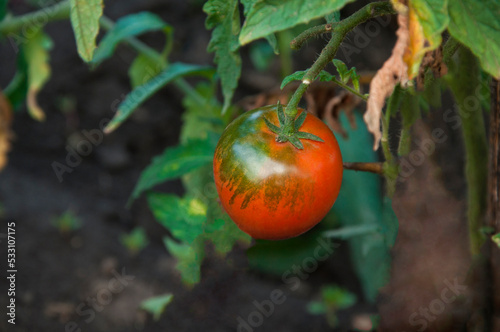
(284, 1), (395, 119)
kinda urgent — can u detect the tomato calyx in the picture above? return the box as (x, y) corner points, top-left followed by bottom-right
(263, 102), (324, 149)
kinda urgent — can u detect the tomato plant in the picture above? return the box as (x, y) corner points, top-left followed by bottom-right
(213, 104), (343, 239)
(1, 0), (500, 330)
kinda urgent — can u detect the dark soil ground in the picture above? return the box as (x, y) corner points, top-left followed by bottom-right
(0, 0), (478, 331)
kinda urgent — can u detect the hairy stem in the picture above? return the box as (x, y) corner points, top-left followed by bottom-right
(446, 46), (488, 256)
(284, 1), (395, 118)
(277, 30), (294, 79)
(290, 23), (334, 50)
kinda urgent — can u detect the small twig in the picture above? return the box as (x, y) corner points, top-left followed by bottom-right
(343, 162), (384, 175)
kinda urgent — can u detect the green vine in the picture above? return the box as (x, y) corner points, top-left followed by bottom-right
(445, 45), (488, 256)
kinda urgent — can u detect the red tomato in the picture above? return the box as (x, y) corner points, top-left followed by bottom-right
(213, 105), (343, 240)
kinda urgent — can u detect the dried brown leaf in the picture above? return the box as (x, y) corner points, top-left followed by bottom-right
(322, 91), (359, 138)
(416, 45), (447, 90)
(404, 5), (427, 80)
(364, 14), (410, 150)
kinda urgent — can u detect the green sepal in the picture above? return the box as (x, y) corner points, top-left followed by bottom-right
(277, 101), (286, 126)
(294, 111), (307, 131)
(288, 136), (304, 150)
(264, 117), (280, 134)
(296, 131), (324, 142)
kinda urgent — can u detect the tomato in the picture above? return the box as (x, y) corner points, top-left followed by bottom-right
(213, 105), (343, 240)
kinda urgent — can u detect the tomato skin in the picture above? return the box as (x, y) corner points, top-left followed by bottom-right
(213, 105), (343, 240)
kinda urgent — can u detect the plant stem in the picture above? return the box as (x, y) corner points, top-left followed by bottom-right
(332, 77), (368, 101)
(446, 46), (488, 256)
(284, 1), (395, 118)
(0, 0), (70, 35)
(343, 162), (384, 174)
(290, 23), (334, 50)
(278, 30), (293, 79)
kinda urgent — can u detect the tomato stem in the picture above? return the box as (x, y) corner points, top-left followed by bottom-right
(284, 1), (395, 118)
(290, 23), (335, 51)
(343, 162), (384, 175)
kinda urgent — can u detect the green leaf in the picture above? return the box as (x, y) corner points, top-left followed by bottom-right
(23, 30), (53, 121)
(247, 230), (335, 276)
(325, 11), (340, 24)
(321, 285), (356, 308)
(332, 59), (349, 81)
(148, 193), (207, 243)
(204, 214), (251, 254)
(332, 59), (360, 92)
(4, 53), (28, 110)
(69, 0), (103, 62)
(333, 111), (397, 302)
(132, 136), (218, 200)
(164, 237), (205, 285)
(203, 0), (242, 113)
(140, 294), (173, 321)
(128, 53), (164, 88)
(250, 40), (276, 71)
(178, 84), (250, 256)
(307, 301), (327, 315)
(411, 0), (449, 51)
(281, 70), (336, 90)
(120, 227), (149, 255)
(51, 210), (83, 234)
(265, 34), (279, 54)
(180, 82), (228, 143)
(0, 0), (7, 21)
(281, 70), (306, 90)
(92, 12), (171, 66)
(492, 233), (500, 248)
(104, 62), (215, 133)
(240, 0), (256, 16)
(239, 0), (354, 45)
(448, 0), (500, 78)
(422, 70), (442, 108)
